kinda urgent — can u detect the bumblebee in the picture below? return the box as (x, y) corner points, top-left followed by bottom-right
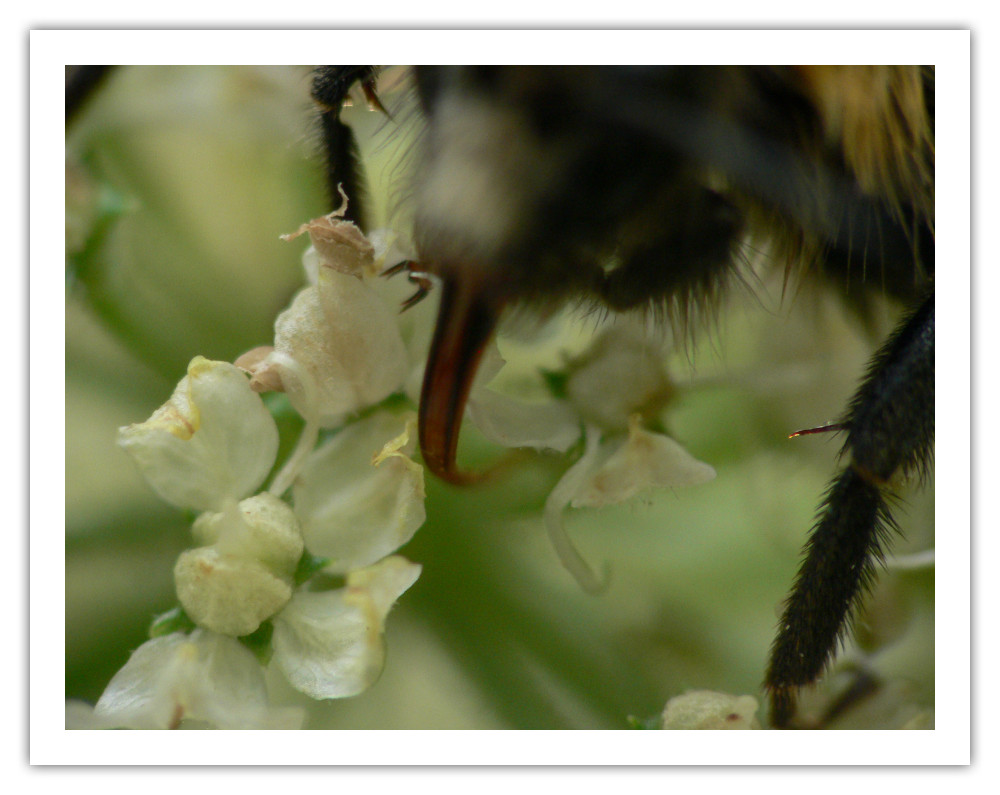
(67, 65), (934, 728)
(311, 65), (933, 728)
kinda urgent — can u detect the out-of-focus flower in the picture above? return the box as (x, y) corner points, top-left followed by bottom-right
(570, 414), (717, 509)
(464, 317), (715, 591)
(660, 690), (762, 730)
(563, 317), (676, 432)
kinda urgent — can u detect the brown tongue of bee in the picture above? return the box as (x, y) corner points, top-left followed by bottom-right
(418, 269), (507, 485)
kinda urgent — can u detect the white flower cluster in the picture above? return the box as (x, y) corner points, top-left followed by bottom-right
(76, 191), (719, 729)
(81, 201), (425, 729)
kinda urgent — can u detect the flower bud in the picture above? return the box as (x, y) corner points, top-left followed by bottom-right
(174, 548), (293, 637)
(177, 495), (304, 637)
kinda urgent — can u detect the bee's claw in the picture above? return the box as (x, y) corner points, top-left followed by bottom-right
(381, 260), (435, 312)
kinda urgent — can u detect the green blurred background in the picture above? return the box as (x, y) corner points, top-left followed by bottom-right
(65, 66), (933, 729)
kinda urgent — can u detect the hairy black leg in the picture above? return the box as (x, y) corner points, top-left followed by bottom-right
(766, 291), (934, 728)
(311, 66), (380, 229)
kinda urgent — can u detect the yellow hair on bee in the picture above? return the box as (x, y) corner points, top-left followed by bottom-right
(794, 65), (934, 229)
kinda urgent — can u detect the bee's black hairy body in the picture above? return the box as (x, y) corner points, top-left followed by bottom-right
(311, 65), (934, 728)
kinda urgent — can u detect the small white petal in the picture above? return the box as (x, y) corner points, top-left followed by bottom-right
(661, 690), (762, 730)
(93, 631), (305, 729)
(346, 554), (423, 620)
(543, 426), (610, 594)
(271, 279), (408, 425)
(571, 417), (716, 508)
(118, 357), (279, 511)
(272, 556), (421, 699)
(294, 412), (425, 572)
(565, 321), (674, 432)
(467, 387), (581, 452)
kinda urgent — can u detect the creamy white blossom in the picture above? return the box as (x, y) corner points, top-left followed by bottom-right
(92, 198), (436, 730)
(264, 274), (409, 426)
(91, 630), (305, 729)
(118, 357), (280, 512)
(191, 491), (303, 568)
(294, 412), (425, 573)
(272, 556), (422, 699)
(175, 549), (293, 637)
(255, 208), (409, 426)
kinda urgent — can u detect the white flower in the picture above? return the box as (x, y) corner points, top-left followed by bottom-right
(293, 412), (425, 573)
(89, 630), (305, 729)
(462, 316), (715, 591)
(118, 357), (279, 512)
(660, 690), (762, 730)
(543, 417), (713, 591)
(465, 316), (681, 455)
(272, 556), (422, 699)
(265, 276), (408, 426)
(253, 208), (409, 427)
(563, 317), (675, 432)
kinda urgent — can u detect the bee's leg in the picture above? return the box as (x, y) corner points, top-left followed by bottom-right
(765, 291), (934, 728)
(382, 260), (435, 311)
(311, 66), (380, 229)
